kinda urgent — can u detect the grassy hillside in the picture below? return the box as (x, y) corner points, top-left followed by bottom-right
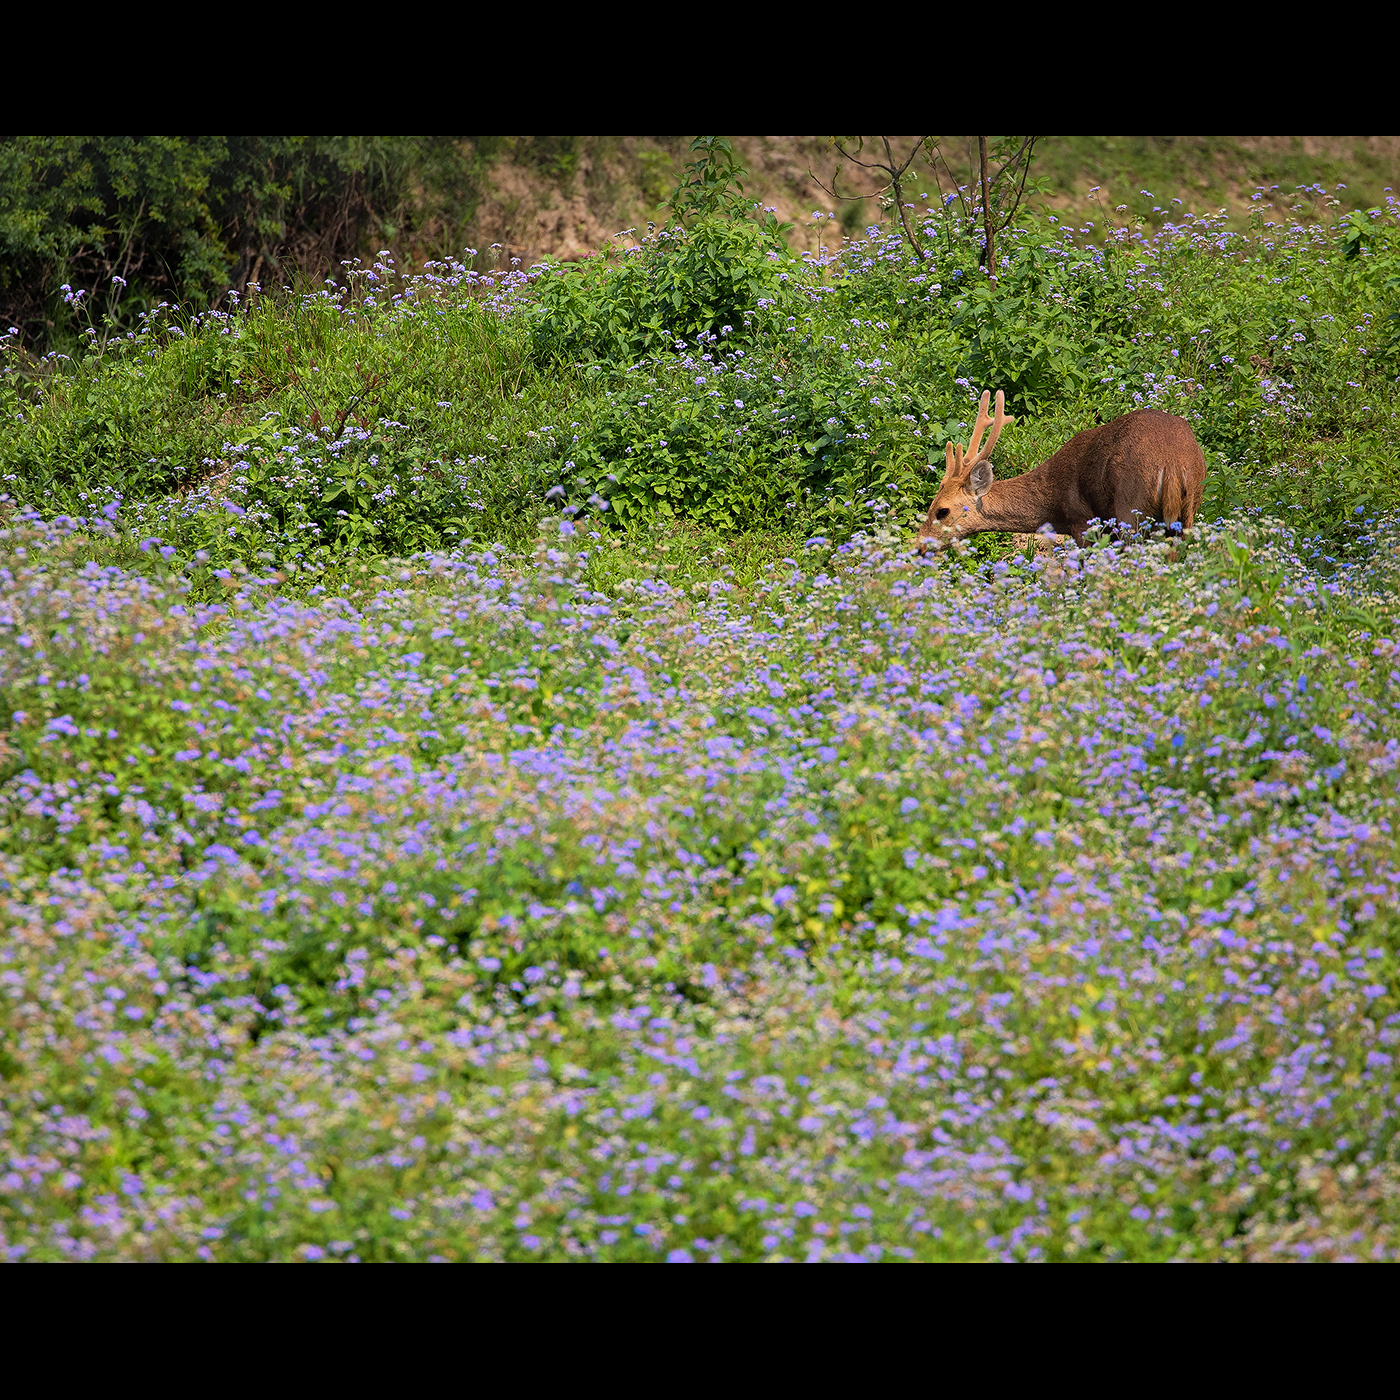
(5, 182), (1397, 574)
(2, 179), (1400, 1261)
(1033, 135), (1400, 229)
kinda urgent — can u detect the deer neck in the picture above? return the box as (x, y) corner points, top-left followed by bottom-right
(972, 468), (1059, 535)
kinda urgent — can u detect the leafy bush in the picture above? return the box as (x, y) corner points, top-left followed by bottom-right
(529, 213), (798, 368)
(0, 253), (573, 564)
(556, 313), (945, 533)
(0, 136), (502, 349)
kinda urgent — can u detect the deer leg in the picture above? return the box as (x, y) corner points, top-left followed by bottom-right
(1186, 478), (1204, 529)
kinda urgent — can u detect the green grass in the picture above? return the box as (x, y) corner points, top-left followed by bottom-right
(1033, 135), (1399, 229)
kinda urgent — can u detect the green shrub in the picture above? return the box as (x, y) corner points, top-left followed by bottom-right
(529, 212), (799, 369)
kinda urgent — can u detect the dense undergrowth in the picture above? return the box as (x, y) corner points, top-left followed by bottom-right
(3, 185), (1400, 1261)
(4, 186), (1399, 576)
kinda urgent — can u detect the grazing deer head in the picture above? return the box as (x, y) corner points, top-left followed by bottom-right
(919, 390), (1015, 546)
(916, 388), (1207, 549)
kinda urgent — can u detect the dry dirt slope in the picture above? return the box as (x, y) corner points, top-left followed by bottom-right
(466, 136), (1400, 267)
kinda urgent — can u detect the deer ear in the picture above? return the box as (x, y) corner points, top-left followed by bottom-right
(970, 460), (994, 498)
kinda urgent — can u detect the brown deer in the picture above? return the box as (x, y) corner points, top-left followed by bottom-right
(916, 390), (1207, 549)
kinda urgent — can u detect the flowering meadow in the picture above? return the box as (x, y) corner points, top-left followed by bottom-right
(3, 180), (1400, 1261)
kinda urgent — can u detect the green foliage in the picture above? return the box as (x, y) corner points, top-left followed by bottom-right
(529, 214), (797, 369)
(0, 137), (501, 349)
(940, 242), (1114, 413)
(0, 258), (580, 569)
(525, 137), (799, 371)
(667, 137), (753, 226)
(557, 314), (937, 534)
(3, 177), (1399, 587)
(0, 136), (230, 337)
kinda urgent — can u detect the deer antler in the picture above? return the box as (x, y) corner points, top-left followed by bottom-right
(946, 390), (1015, 478)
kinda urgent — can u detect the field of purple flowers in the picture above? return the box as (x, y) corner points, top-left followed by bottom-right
(3, 505), (1398, 1261)
(3, 183), (1400, 1260)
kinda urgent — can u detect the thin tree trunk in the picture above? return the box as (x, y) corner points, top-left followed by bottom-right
(979, 136), (995, 280)
(881, 137), (927, 262)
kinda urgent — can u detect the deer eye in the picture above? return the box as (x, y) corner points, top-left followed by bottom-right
(935, 508), (950, 521)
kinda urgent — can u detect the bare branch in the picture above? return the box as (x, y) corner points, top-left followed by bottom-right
(883, 137), (928, 262)
(988, 137), (1035, 198)
(816, 137), (932, 263)
(808, 165), (870, 205)
(832, 139), (886, 172)
(979, 136), (996, 279)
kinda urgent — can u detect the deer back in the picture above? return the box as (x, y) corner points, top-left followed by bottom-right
(1037, 409), (1206, 533)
